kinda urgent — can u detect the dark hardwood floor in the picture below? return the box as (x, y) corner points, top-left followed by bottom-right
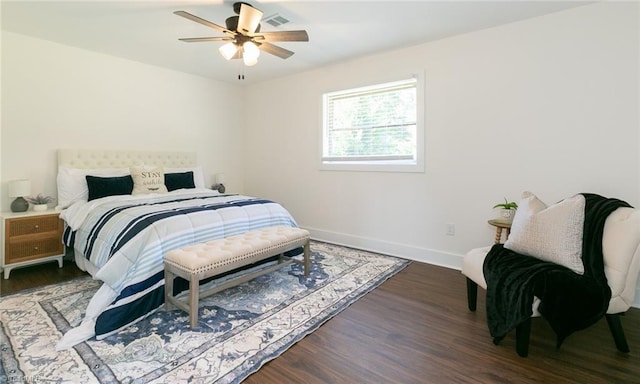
(2, 257), (639, 383)
(0, 259), (87, 295)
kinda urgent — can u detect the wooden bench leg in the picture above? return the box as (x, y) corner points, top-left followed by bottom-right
(189, 274), (200, 328)
(165, 269), (174, 311)
(303, 240), (310, 276)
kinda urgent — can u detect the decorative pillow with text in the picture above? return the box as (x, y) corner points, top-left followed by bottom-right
(130, 166), (168, 195)
(504, 191), (585, 274)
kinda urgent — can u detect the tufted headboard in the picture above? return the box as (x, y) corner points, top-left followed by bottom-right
(55, 149), (203, 209)
(57, 149), (197, 169)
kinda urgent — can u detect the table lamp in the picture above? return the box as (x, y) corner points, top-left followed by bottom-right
(8, 179), (31, 212)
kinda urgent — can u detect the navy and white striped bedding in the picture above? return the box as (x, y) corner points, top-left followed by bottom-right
(62, 189), (298, 338)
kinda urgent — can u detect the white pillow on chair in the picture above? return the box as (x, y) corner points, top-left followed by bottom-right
(504, 191), (585, 274)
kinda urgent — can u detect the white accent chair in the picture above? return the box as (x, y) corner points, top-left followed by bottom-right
(462, 206), (640, 357)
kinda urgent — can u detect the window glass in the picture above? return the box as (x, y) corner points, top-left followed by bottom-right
(321, 76), (423, 172)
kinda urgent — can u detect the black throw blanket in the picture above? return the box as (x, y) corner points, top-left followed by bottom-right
(484, 193), (631, 347)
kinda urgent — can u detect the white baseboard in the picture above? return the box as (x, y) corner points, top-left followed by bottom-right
(304, 226), (464, 271)
(304, 226), (640, 309)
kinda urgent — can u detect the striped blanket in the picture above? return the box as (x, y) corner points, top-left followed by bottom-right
(61, 189), (298, 339)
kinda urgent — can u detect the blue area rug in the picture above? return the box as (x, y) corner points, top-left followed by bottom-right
(0, 241), (409, 383)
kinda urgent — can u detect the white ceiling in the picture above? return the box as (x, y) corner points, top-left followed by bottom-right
(1, 1), (592, 85)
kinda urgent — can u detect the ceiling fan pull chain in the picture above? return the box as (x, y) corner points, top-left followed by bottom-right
(237, 61), (245, 80)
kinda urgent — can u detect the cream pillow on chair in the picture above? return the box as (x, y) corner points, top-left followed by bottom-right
(504, 191), (585, 274)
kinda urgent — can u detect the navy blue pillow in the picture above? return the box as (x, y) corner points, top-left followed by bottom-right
(86, 175), (134, 201)
(165, 171), (195, 191)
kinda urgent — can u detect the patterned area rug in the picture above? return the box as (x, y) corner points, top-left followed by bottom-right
(0, 241), (409, 383)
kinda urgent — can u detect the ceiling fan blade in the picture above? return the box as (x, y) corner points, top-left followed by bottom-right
(237, 3), (263, 34)
(259, 42), (294, 59)
(174, 11), (234, 35)
(178, 37), (232, 43)
(254, 30), (309, 42)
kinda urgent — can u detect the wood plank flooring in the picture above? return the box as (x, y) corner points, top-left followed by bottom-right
(2, 256), (639, 383)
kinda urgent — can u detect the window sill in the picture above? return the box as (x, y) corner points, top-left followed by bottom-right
(319, 161), (424, 173)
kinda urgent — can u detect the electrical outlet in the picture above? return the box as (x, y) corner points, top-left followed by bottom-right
(446, 223), (455, 236)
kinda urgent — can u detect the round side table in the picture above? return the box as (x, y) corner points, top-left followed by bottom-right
(488, 219), (512, 244)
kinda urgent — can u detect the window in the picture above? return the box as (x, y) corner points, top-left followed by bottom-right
(321, 75), (424, 172)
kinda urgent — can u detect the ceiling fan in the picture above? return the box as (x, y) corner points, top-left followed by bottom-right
(174, 2), (309, 67)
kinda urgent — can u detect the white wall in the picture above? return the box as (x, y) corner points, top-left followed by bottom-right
(0, 7), (3, 211)
(243, 2), (639, 269)
(1, 32), (245, 210)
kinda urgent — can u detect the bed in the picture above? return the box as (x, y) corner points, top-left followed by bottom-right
(55, 149), (299, 350)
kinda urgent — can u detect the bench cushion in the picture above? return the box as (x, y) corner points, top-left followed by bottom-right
(164, 226), (309, 278)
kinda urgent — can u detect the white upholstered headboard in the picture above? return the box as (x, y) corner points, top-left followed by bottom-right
(57, 149), (197, 169)
(55, 149), (203, 209)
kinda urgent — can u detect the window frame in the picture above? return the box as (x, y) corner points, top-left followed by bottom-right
(319, 72), (425, 173)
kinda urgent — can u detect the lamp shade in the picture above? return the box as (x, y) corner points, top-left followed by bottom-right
(8, 179), (30, 197)
(243, 41), (260, 66)
(243, 56), (258, 67)
(219, 42), (238, 60)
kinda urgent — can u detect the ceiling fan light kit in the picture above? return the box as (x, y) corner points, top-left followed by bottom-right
(175, 1), (309, 72)
(243, 41), (260, 66)
(219, 42), (238, 60)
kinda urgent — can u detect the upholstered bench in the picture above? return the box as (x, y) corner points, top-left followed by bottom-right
(164, 226), (311, 327)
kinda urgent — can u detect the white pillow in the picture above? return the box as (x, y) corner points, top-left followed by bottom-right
(57, 167), (129, 209)
(504, 191), (586, 274)
(130, 166), (168, 195)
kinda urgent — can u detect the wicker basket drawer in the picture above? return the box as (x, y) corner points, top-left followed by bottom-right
(6, 237), (64, 264)
(7, 215), (61, 237)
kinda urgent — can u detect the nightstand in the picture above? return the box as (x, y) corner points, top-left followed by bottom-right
(1, 210), (65, 279)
